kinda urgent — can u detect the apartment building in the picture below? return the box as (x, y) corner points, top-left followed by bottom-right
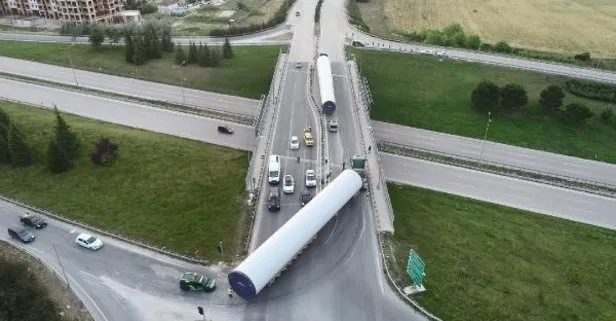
(0, 0), (124, 22)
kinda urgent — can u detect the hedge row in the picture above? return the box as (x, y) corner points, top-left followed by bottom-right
(565, 79), (616, 103)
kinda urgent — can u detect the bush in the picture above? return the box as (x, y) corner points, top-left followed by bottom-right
(564, 103), (593, 124)
(500, 83), (528, 111)
(495, 41), (512, 53)
(564, 79), (616, 103)
(471, 80), (501, 111)
(600, 107), (614, 121)
(539, 84), (565, 112)
(574, 52), (591, 61)
(90, 137), (119, 166)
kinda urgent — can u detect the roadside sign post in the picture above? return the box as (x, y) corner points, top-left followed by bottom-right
(404, 249), (427, 295)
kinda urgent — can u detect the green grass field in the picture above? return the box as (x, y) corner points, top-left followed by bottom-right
(0, 41), (282, 99)
(0, 101), (249, 260)
(388, 183), (616, 321)
(353, 49), (616, 163)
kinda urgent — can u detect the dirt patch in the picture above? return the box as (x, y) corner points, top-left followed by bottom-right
(0, 241), (95, 321)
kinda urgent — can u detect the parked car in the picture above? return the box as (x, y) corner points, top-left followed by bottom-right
(289, 136), (300, 150)
(295, 11), (300, 17)
(305, 169), (317, 187)
(8, 226), (36, 243)
(179, 272), (216, 292)
(268, 188), (281, 212)
(352, 41), (365, 47)
(217, 125), (233, 134)
(300, 191), (312, 207)
(75, 233), (104, 250)
(20, 213), (47, 229)
(283, 175), (295, 194)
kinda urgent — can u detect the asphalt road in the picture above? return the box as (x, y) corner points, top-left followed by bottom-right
(373, 121), (616, 187)
(382, 153), (616, 231)
(0, 77), (254, 152)
(0, 56), (261, 116)
(0, 200), (248, 321)
(0, 25), (292, 45)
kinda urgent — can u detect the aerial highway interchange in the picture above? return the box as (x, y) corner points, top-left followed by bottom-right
(1, 0), (616, 320)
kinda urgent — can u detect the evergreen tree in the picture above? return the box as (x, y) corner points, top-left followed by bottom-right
(124, 34), (135, 64)
(0, 109), (10, 164)
(175, 44), (187, 65)
(161, 25), (174, 52)
(209, 46), (222, 67)
(88, 22), (106, 49)
(223, 37), (234, 59)
(198, 43), (210, 67)
(53, 105), (80, 160)
(133, 35), (148, 66)
(188, 41), (198, 64)
(47, 138), (71, 173)
(7, 122), (33, 167)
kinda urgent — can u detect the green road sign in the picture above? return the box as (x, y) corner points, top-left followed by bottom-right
(406, 250), (426, 285)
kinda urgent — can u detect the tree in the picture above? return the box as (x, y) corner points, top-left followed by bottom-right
(106, 25), (122, 45)
(539, 84), (565, 112)
(600, 107), (613, 122)
(564, 103), (593, 124)
(7, 122), (33, 167)
(0, 109), (10, 164)
(88, 22), (106, 49)
(451, 32), (467, 48)
(90, 137), (119, 166)
(471, 80), (500, 111)
(198, 43), (210, 67)
(500, 83), (528, 111)
(133, 35), (148, 66)
(465, 35), (481, 50)
(495, 41), (512, 53)
(223, 37), (234, 59)
(175, 44), (187, 65)
(124, 35), (135, 63)
(188, 41), (198, 64)
(161, 25), (174, 53)
(47, 138), (71, 173)
(209, 46), (222, 67)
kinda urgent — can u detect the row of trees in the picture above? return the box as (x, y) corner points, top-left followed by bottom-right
(0, 107), (119, 173)
(402, 24), (593, 64)
(122, 22), (175, 66)
(174, 40), (233, 68)
(470, 81), (612, 124)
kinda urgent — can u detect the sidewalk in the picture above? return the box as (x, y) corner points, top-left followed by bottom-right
(346, 60), (394, 233)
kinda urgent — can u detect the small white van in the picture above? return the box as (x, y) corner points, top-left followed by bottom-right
(268, 155), (281, 185)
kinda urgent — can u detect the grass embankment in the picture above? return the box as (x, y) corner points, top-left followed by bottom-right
(0, 40), (281, 99)
(0, 101), (248, 260)
(389, 183), (616, 321)
(353, 49), (616, 163)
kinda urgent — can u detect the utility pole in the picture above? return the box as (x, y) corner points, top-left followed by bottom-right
(479, 111), (492, 161)
(53, 244), (70, 289)
(217, 241), (224, 257)
(67, 43), (79, 88)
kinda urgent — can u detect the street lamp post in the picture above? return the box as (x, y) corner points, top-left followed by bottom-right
(479, 111), (492, 161)
(66, 43), (79, 87)
(53, 244), (70, 289)
(175, 61), (187, 107)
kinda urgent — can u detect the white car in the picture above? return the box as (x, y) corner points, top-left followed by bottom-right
(289, 136), (299, 150)
(75, 233), (104, 250)
(283, 175), (295, 194)
(305, 169), (317, 187)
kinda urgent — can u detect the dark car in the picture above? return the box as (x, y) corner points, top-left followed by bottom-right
(8, 226), (36, 243)
(20, 213), (47, 229)
(217, 125), (233, 134)
(352, 41), (365, 47)
(268, 188), (281, 212)
(300, 191), (312, 207)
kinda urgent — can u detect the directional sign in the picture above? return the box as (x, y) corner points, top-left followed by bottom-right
(406, 249), (426, 286)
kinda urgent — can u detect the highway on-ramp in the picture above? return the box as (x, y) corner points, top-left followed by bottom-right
(0, 200), (246, 321)
(382, 153), (616, 231)
(373, 121), (616, 187)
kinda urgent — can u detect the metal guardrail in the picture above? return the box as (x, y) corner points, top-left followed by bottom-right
(379, 141), (616, 198)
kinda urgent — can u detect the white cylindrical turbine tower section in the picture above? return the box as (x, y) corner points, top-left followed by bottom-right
(228, 170), (363, 300)
(316, 53), (336, 114)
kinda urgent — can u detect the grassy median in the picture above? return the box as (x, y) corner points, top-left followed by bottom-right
(0, 40), (281, 99)
(388, 183), (616, 321)
(0, 101), (249, 260)
(353, 49), (616, 164)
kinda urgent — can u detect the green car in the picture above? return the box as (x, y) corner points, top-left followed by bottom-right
(179, 272), (217, 292)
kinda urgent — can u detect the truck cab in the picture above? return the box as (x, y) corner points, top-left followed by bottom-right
(179, 272), (216, 292)
(349, 154), (368, 191)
